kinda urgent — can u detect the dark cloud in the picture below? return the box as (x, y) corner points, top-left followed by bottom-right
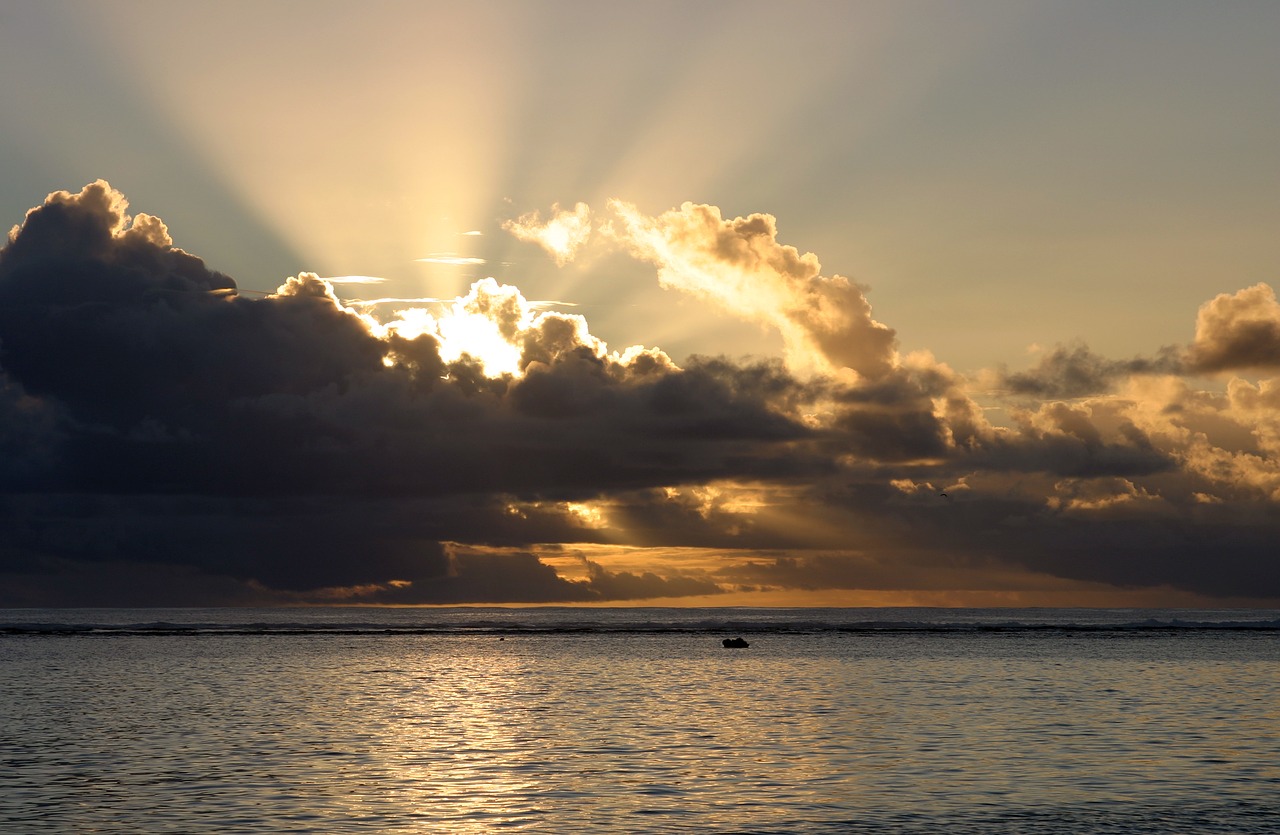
(2, 182), (1279, 605)
(0, 183), (825, 604)
(999, 343), (1184, 398)
(0, 374), (63, 489)
(962, 408), (1175, 478)
(0, 184), (382, 432)
(579, 557), (723, 600)
(0, 184), (820, 498)
(754, 476), (1280, 600)
(1187, 283), (1280, 373)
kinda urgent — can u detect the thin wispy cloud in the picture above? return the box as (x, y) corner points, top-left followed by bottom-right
(345, 296), (578, 310)
(344, 296), (453, 307)
(322, 275), (391, 285)
(415, 254), (487, 266)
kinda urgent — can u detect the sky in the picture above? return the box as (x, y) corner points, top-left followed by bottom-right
(1, 0), (1278, 607)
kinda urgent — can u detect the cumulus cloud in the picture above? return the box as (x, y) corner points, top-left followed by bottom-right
(1188, 283), (1280, 373)
(3, 182), (1280, 605)
(608, 201), (897, 380)
(0, 182), (821, 604)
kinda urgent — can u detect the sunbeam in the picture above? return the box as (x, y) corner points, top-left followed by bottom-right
(3, 1), (1280, 611)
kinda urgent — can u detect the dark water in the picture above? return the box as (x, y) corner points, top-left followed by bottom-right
(2, 608), (1279, 833)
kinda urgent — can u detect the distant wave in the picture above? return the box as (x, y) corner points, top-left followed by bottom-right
(3, 607), (1279, 636)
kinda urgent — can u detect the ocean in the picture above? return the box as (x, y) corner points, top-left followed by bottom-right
(2, 607), (1279, 833)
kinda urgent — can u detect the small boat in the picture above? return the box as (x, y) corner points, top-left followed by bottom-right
(722, 637), (750, 648)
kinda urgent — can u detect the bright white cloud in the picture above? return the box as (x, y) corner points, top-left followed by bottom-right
(502, 202), (592, 266)
(370, 277), (668, 380)
(415, 254), (487, 266)
(607, 201), (897, 380)
(322, 275), (389, 284)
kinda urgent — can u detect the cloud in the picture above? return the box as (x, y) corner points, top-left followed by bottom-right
(3, 182), (1280, 605)
(608, 201), (897, 380)
(0, 374), (62, 489)
(346, 296), (452, 307)
(323, 275), (390, 285)
(0, 183), (821, 603)
(998, 342), (1184, 398)
(415, 254), (486, 266)
(578, 556), (724, 600)
(502, 202), (592, 266)
(1188, 283), (1280, 373)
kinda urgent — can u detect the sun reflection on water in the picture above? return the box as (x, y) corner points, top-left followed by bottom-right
(3, 630), (1280, 832)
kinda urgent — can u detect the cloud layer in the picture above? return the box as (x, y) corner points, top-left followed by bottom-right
(2, 183), (1279, 605)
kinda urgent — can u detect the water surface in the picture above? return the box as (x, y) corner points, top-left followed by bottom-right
(2, 608), (1278, 833)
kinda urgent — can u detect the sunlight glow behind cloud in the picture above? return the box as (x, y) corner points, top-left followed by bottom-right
(2, 179), (1280, 606)
(4, 0), (1280, 607)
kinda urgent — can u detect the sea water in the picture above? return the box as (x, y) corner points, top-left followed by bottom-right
(2, 608), (1279, 833)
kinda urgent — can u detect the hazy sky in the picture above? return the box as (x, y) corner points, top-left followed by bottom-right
(2, 0), (1279, 606)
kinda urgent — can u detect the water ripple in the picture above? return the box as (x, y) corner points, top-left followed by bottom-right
(2, 629), (1278, 832)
